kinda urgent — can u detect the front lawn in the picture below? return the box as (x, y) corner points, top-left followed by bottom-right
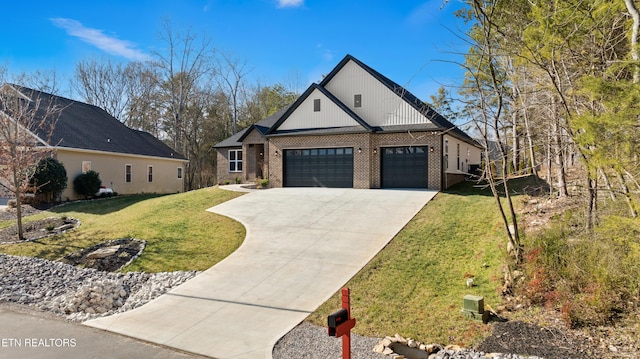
(0, 187), (245, 272)
(308, 180), (526, 347)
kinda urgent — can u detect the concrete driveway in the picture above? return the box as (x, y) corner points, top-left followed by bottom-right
(84, 187), (437, 359)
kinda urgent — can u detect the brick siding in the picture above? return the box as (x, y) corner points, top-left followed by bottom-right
(216, 147), (242, 185)
(267, 131), (443, 190)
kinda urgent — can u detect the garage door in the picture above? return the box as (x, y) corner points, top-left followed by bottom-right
(284, 147), (353, 188)
(381, 146), (428, 188)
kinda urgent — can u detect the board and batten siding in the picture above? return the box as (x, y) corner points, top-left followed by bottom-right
(324, 60), (432, 127)
(277, 88), (361, 130)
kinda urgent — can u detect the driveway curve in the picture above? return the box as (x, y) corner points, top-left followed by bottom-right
(84, 187), (437, 359)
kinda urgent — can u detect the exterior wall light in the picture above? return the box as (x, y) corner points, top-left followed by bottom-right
(373, 148), (378, 154)
(430, 146), (434, 152)
(358, 148), (362, 154)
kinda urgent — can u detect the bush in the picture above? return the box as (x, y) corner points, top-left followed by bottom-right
(73, 171), (102, 199)
(31, 158), (68, 201)
(521, 213), (640, 327)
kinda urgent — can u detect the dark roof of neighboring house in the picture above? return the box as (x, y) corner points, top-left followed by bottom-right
(6, 85), (185, 160)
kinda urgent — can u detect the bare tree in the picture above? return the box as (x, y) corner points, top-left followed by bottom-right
(125, 62), (163, 136)
(460, 0), (523, 263)
(215, 53), (253, 135)
(624, 0), (640, 83)
(152, 19), (215, 153)
(73, 57), (133, 122)
(16, 69), (63, 96)
(0, 82), (61, 240)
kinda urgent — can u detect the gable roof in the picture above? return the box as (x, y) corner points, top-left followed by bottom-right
(265, 83), (374, 135)
(5, 85), (185, 160)
(214, 54), (479, 148)
(213, 105), (292, 148)
(320, 55), (477, 145)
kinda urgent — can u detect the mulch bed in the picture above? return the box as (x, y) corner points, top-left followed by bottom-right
(60, 238), (145, 272)
(0, 216), (79, 244)
(477, 321), (598, 359)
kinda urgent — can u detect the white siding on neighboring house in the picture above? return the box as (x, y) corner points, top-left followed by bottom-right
(277, 88), (362, 130)
(324, 60), (432, 127)
(443, 134), (481, 174)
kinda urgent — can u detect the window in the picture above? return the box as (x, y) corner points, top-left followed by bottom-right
(229, 149), (243, 172)
(147, 166), (153, 183)
(444, 140), (449, 170)
(354, 94), (362, 108)
(177, 167), (183, 179)
(457, 143), (460, 170)
(125, 164), (132, 183)
(82, 161), (91, 173)
(313, 98), (321, 112)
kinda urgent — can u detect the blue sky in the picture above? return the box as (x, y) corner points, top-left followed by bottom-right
(1, 0), (471, 101)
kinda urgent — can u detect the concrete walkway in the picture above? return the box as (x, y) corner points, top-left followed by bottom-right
(84, 188), (437, 359)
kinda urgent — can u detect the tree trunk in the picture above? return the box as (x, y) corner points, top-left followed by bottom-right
(625, 168), (640, 191)
(512, 112), (520, 174)
(625, 0), (640, 83)
(552, 98), (568, 197)
(13, 165), (24, 241)
(616, 170), (638, 218)
(546, 130), (553, 196)
(587, 176), (598, 230)
(599, 167), (616, 201)
(523, 105), (537, 177)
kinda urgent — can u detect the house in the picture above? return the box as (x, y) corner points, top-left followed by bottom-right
(214, 55), (481, 190)
(0, 84), (187, 200)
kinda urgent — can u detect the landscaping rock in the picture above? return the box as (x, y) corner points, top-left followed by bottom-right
(0, 253), (198, 322)
(86, 245), (121, 259)
(61, 238), (145, 272)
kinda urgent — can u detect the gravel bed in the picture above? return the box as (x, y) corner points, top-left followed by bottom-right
(0, 253), (198, 322)
(273, 322), (538, 359)
(273, 321), (386, 359)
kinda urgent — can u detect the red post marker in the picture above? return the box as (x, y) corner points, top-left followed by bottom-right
(327, 288), (356, 359)
(342, 287), (351, 359)
(327, 287), (357, 357)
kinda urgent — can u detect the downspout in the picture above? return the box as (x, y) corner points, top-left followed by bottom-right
(440, 132), (445, 190)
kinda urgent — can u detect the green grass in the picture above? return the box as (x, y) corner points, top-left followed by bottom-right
(0, 188), (245, 272)
(308, 179), (532, 347)
(1, 178), (535, 346)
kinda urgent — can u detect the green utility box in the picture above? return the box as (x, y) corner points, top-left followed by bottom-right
(461, 295), (488, 323)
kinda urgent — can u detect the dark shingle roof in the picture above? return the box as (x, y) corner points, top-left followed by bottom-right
(214, 55), (480, 148)
(9, 85), (185, 160)
(214, 105), (292, 148)
(320, 55), (479, 146)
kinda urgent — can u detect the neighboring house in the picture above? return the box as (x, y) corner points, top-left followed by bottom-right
(214, 55), (481, 190)
(0, 84), (187, 201)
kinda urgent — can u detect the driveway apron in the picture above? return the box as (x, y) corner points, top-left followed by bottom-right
(84, 187), (437, 359)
